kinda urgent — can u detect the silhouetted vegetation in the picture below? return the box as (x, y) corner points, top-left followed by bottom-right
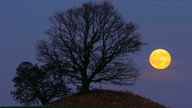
(36, 1), (143, 93)
(11, 1), (145, 106)
(11, 62), (71, 105)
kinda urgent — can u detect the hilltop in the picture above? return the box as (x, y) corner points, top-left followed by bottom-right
(46, 89), (166, 108)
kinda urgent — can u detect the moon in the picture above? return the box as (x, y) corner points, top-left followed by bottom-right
(149, 49), (171, 69)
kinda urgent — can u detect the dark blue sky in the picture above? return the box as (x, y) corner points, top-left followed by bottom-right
(1, 0), (192, 107)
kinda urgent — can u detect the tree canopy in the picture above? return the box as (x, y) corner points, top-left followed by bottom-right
(35, 1), (143, 92)
(11, 61), (71, 105)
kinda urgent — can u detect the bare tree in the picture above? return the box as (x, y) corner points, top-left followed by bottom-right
(36, 1), (143, 92)
(11, 61), (71, 105)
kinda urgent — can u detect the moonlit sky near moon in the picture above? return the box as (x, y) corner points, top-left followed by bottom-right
(0, 0), (192, 107)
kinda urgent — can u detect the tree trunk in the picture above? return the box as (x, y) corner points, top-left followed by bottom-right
(81, 79), (90, 93)
(40, 97), (49, 105)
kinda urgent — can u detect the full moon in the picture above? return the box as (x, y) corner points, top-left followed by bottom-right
(149, 49), (171, 69)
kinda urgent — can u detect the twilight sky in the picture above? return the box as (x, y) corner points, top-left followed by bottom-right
(0, 0), (192, 108)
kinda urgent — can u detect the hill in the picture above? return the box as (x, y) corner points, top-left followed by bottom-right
(46, 89), (166, 108)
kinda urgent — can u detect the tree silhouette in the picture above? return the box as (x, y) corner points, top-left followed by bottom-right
(11, 61), (71, 105)
(36, 1), (143, 92)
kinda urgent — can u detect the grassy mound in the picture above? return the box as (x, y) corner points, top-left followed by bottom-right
(46, 89), (166, 108)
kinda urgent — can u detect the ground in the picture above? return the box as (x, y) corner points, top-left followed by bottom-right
(46, 89), (167, 108)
